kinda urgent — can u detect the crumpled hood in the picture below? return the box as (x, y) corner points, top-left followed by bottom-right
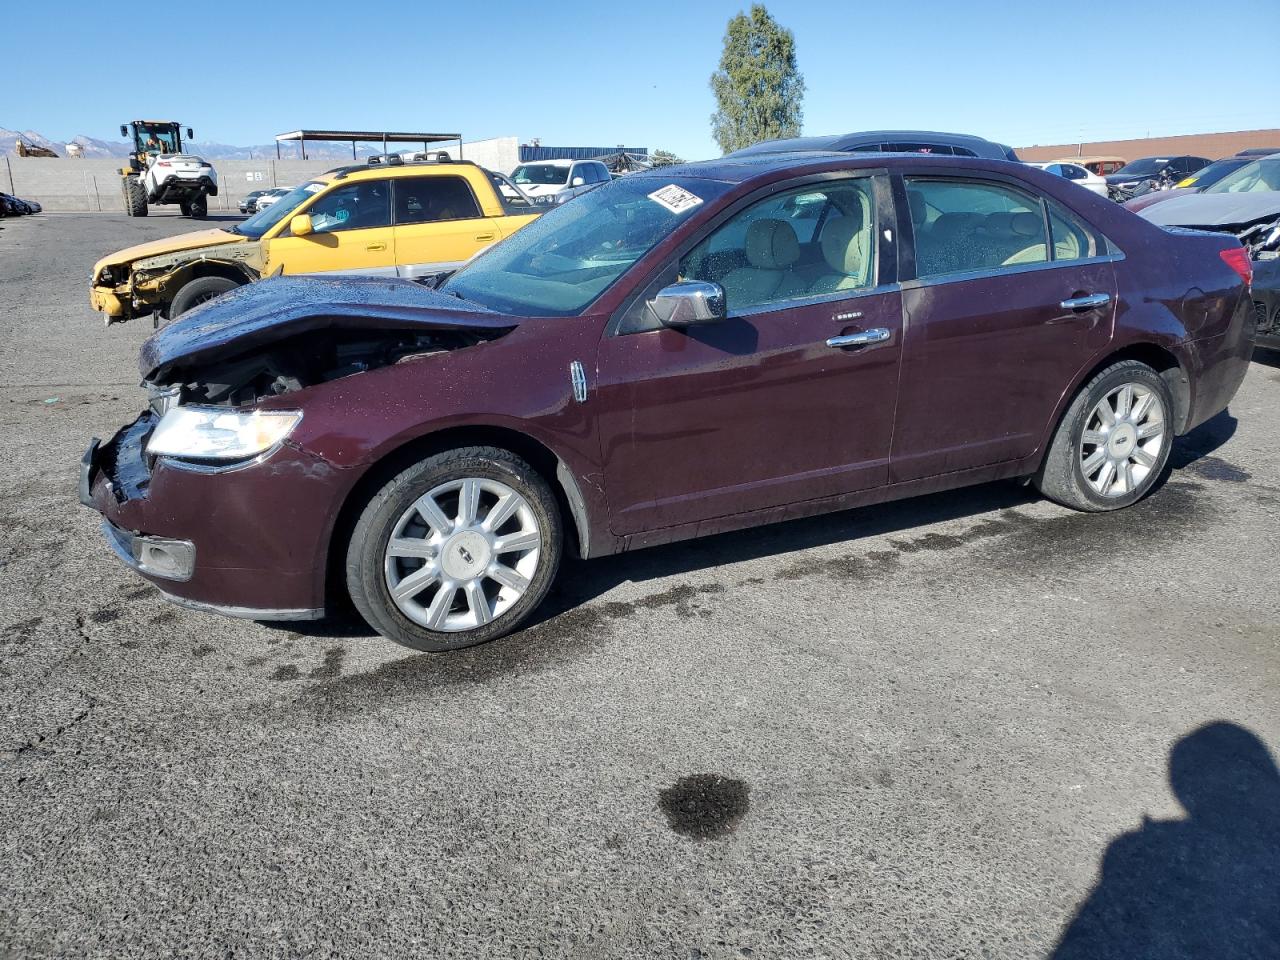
(1138, 191), (1280, 228)
(94, 228), (243, 274)
(139, 275), (516, 381)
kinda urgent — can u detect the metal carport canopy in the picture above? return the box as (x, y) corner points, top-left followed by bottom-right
(274, 130), (463, 160)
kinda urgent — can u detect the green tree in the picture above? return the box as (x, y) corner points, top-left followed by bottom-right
(709, 5), (805, 155)
(649, 149), (684, 168)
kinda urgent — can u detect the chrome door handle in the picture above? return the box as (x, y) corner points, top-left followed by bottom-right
(826, 328), (891, 349)
(1060, 293), (1111, 310)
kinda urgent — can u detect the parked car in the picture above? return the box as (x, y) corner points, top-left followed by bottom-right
(509, 159), (612, 204)
(251, 188), (290, 211)
(1105, 156), (1211, 200)
(1059, 156), (1126, 176)
(1123, 155), (1256, 214)
(89, 159), (540, 324)
(1235, 147), (1280, 158)
(1025, 161), (1108, 196)
(728, 130), (1019, 162)
(1136, 153), (1280, 348)
(81, 153), (1254, 651)
(238, 189), (271, 214)
(0, 193), (29, 216)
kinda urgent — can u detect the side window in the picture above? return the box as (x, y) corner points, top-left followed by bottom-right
(951, 147), (978, 157)
(1047, 201), (1096, 262)
(304, 180), (391, 234)
(1045, 164), (1063, 177)
(679, 178), (876, 312)
(393, 176), (482, 225)
(905, 178), (1048, 278)
(590, 163), (607, 183)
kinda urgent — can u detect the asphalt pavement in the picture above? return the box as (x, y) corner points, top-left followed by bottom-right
(1, 211), (1278, 959)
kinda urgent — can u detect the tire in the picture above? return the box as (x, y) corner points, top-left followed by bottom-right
(345, 446), (563, 652)
(179, 200), (191, 217)
(1034, 360), (1174, 512)
(188, 197), (207, 219)
(169, 276), (240, 317)
(122, 176), (147, 217)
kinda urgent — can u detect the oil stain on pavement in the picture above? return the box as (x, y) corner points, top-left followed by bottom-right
(658, 774), (751, 840)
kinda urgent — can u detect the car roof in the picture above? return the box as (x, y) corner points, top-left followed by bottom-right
(730, 130), (1007, 157)
(629, 150), (1019, 186)
(516, 159), (579, 167)
(321, 158), (487, 181)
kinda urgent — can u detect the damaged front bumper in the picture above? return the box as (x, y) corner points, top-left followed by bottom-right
(80, 412), (338, 621)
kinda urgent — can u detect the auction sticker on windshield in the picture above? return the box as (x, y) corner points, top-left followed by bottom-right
(648, 184), (704, 214)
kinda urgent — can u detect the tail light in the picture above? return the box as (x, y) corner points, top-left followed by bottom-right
(1219, 247), (1253, 287)
(155, 160), (170, 168)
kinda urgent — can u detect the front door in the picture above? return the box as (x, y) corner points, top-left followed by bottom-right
(891, 176), (1116, 481)
(266, 178), (397, 277)
(596, 175), (903, 535)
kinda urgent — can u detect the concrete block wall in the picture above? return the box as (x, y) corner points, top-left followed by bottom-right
(2, 136), (522, 213)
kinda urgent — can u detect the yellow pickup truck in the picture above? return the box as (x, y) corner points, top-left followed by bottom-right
(90, 159), (541, 323)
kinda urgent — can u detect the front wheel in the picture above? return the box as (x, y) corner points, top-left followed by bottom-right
(1034, 360), (1174, 511)
(345, 447), (563, 651)
(168, 276), (240, 317)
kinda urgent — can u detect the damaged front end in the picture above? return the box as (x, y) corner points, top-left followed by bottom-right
(92, 238), (263, 324)
(140, 274), (516, 404)
(81, 275), (521, 618)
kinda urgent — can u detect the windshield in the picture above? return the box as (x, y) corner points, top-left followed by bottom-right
(1114, 157), (1169, 177)
(441, 176), (732, 317)
(234, 181), (327, 238)
(1204, 157), (1280, 194)
(1179, 159), (1243, 188)
(135, 122), (179, 155)
(512, 164), (570, 186)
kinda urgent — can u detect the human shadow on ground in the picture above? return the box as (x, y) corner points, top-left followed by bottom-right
(1052, 722), (1280, 959)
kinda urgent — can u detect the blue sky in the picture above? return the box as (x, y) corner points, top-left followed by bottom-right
(7, 0), (1279, 160)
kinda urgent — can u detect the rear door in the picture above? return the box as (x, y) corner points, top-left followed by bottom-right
(268, 179), (396, 276)
(596, 173), (903, 535)
(890, 174), (1116, 481)
(391, 174), (495, 279)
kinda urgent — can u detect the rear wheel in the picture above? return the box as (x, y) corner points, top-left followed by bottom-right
(188, 196), (207, 219)
(345, 446), (562, 651)
(179, 200), (191, 217)
(169, 276), (239, 317)
(122, 176), (147, 217)
(1034, 360), (1174, 511)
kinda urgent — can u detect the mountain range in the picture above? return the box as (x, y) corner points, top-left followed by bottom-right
(1, 127), (385, 161)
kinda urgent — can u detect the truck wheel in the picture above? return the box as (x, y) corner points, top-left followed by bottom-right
(169, 276), (239, 317)
(189, 197), (207, 219)
(345, 446), (563, 652)
(122, 177), (147, 217)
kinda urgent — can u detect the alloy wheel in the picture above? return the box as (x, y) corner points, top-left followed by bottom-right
(1078, 382), (1167, 498)
(382, 477), (542, 632)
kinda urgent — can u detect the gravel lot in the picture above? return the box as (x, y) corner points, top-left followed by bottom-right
(2, 211), (1278, 959)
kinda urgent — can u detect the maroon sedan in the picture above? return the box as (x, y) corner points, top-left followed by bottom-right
(82, 153), (1255, 650)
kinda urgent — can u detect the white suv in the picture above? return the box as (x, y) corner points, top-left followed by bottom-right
(509, 159), (611, 204)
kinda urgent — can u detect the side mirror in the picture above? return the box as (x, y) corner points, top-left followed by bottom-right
(648, 280), (726, 328)
(290, 214), (314, 237)
(120, 124), (128, 138)
(186, 127), (194, 141)
(571, 176), (585, 187)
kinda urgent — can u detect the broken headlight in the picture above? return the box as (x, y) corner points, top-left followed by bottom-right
(97, 266), (118, 285)
(146, 405), (302, 462)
